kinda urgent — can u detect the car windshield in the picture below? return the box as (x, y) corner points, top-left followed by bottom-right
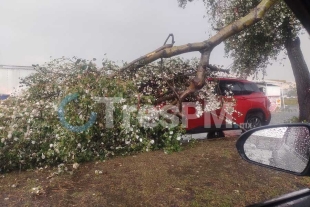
(0, 0), (309, 206)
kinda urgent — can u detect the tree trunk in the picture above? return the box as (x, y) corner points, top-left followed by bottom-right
(285, 36), (310, 122)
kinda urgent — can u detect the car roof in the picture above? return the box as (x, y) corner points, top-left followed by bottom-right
(207, 77), (252, 83)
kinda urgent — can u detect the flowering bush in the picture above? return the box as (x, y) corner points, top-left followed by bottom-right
(0, 56), (236, 172)
(0, 57), (188, 172)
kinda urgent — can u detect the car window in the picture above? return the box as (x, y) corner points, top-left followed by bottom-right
(242, 83), (260, 92)
(239, 82), (261, 94)
(249, 83), (260, 92)
(219, 81), (242, 96)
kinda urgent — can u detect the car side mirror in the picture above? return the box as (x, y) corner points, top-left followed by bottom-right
(236, 124), (310, 176)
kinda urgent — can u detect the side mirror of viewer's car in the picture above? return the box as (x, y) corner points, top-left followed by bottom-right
(236, 124), (310, 206)
(236, 124), (310, 176)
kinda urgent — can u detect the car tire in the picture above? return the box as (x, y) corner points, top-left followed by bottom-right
(207, 131), (225, 139)
(244, 112), (263, 131)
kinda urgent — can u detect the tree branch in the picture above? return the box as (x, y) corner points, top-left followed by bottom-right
(207, 64), (230, 73)
(114, 0), (278, 75)
(110, 0), (279, 114)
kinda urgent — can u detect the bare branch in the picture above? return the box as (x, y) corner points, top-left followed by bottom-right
(166, 79), (180, 101)
(212, 26), (224, 31)
(115, 0), (278, 76)
(207, 64), (230, 73)
(154, 94), (179, 105)
(163, 33), (175, 45)
(115, 34), (176, 76)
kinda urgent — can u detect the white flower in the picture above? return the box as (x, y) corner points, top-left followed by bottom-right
(177, 136), (181, 141)
(1, 138), (5, 143)
(139, 138), (142, 142)
(52, 104), (58, 111)
(169, 131), (173, 135)
(31, 141), (36, 145)
(11, 124), (17, 129)
(50, 144), (54, 148)
(150, 140), (155, 144)
(7, 134), (12, 139)
(41, 153), (45, 159)
(73, 163), (79, 169)
(77, 143), (81, 148)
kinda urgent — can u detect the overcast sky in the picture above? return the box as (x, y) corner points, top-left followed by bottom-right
(1, 0), (310, 82)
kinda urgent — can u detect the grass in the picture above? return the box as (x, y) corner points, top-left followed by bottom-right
(284, 98), (298, 105)
(1, 137), (310, 206)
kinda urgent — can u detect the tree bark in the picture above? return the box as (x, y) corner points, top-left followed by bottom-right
(285, 37), (310, 122)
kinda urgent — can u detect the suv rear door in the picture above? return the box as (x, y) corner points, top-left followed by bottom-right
(218, 80), (249, 127)
(239, 81), (267, 116)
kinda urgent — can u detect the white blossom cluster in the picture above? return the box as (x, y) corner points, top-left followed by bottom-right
(0, 56), (243, 172)
(0, 57), (186, 172)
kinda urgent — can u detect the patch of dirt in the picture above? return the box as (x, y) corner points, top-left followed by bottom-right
(0, 137), (309, 206)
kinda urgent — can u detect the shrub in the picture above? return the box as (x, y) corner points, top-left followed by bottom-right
(0, 57), (188, 172)
(0, 56), (235, 172)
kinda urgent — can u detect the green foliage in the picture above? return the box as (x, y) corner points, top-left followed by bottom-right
(180, 0), (303, 77)
(285, 116), (308, 123)
(284, 86), (297, 97)
(0, 57), (193, 172)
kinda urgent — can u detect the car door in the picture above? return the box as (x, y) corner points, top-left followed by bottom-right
(239, 82), (267, 123)
(184, 80), (222, 132)
(218, 80), (244, 128)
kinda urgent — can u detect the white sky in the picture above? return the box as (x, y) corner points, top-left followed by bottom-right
(0, 0), (310, 82)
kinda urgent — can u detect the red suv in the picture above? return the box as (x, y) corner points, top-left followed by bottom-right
(183, 78), (271, 138)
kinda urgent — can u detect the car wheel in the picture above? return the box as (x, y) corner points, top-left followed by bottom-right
(244, 112), (263, 130)
(207, 131), (225, 139)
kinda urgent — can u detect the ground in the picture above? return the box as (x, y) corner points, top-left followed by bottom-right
(0, 102), (304, 206)
(1, 136), (310, 207)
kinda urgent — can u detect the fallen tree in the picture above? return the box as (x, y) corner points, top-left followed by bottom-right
(117, 0), (278, 108)
(0, 0), (278, 172)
